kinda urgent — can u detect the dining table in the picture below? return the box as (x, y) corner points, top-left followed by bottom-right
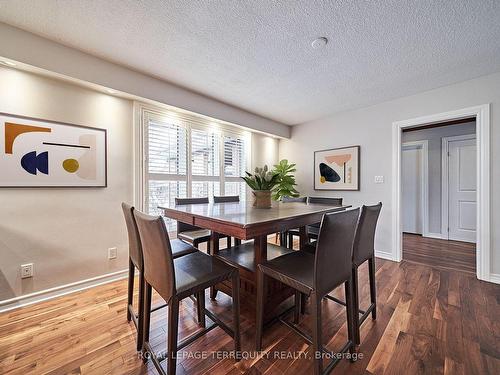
(161, 200), (351, 320)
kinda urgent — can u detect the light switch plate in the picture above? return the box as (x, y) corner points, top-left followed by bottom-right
(374, 176), (384, 184)
(108, 247), (117, 260)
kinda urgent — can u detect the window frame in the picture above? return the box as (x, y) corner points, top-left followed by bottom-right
(138, 105), (251, 213)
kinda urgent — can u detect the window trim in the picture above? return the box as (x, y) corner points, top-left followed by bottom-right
(135, 103), (251, 212)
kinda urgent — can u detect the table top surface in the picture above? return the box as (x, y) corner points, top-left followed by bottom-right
(160, 201), (351, 228)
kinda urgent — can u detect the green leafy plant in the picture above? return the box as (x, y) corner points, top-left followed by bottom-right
(241, 165), (280, 191)
(271, 159), (300, 201)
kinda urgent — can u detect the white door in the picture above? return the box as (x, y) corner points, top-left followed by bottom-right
(447, 138), (476, 242)
(402, 146), (423, 234)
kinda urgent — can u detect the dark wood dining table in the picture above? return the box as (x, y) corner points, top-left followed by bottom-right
(161, 201), (350, 319)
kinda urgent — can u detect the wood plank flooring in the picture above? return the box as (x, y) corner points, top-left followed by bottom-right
(403, 233), (476, 273)
(1, 254), (498, 374)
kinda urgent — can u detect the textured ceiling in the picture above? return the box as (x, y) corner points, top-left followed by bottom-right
(1, 0), (500, 125)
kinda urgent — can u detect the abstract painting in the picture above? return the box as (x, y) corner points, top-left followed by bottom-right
(0, 113), (107, 187)
(314, 146), (359, 190)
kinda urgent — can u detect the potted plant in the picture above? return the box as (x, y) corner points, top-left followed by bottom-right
(242, 165), (280, 208)
(271, 159), (300, 201)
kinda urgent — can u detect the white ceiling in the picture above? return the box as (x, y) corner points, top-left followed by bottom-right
(1, 0), (500, 125)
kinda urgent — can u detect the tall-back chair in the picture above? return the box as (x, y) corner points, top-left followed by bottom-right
(121, 203), (197, 351)
(256, 208), (360, 374)
(175, 197), (212, 251)
(213, 195), (240, 203)
(134, 210), (241, 375)
(279, 196), (307, 247)
(288, 197), (344, 248)
(213, 195), (241, 247)
(325, 202), (382, 345)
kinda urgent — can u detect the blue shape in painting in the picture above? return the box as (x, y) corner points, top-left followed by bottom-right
(319, 162), (340, 182)
(21, 151), (49, 175)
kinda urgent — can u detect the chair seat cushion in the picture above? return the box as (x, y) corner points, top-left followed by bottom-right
(174, 251), (237, 298)
(170, 238), (197, 259)
(258, 250), (315, 295)
(177, 229), (211, 243)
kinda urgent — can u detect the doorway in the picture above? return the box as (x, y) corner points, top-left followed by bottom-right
(393, 104), (491, 281)
(401, 121), (476, 273)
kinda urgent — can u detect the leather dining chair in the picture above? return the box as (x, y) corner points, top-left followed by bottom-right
(175, 197), (212, 252)
(287, 197), (343, 248)
(325, 203), (382, 344)
(256, 208), (360, 375)
(134, 209), (241, 375)
(279, 196), (307, 247)
(121, 203), (198, 351)
(213, 195), (241, 247)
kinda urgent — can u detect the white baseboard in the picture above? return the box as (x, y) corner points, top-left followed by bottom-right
(0, 269), (128, 313)
(423, 232), (444, 239)
(488, 273), (500, 285)
(375, 250), (396, 261)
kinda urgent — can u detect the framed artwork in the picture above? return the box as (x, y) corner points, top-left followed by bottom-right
(0, 113), (107, 187)
(314, 145), (360, 190)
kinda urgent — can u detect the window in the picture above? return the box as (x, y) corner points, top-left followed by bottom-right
(143, 109), (249, 230)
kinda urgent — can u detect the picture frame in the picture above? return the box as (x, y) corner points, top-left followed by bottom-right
(314, 145), (360, 191)
(0, 112), (107, 188)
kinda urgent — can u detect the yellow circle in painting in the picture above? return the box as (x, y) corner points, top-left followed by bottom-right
(320, 176), (326, 183)
(63, 158), (79, 173)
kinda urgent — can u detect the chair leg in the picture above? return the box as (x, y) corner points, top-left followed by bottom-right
(255, 269), (266, 351)
(311, 292), (323, 375)
(235, 238), (241, 246)
(232, 272), (241, 359)
(210, 287), (218, 300)
(197, 290), (206, 327)
(142, 282), (152, 361)
(345, 277), (357, 359)
(300, 293), (307, 314)
(352, 267), (361, 345)
(227, 236), (232, 248)
(136, 272), (146, 352)
(294, 290), (301, 324)
(288, 233), (294, 249)
(368, 257), (377, 320)
(127, 259), (134, 322)
(167, 298), (180, 375)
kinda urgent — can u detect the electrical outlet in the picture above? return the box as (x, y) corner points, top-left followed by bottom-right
(108, 247), (117, 260)
(21, 263), (34, 279)
(374, 175), (384, 184)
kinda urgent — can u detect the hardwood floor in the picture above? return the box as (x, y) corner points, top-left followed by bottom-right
(1, 256), (498, 374)
(403, 233), (476, 273)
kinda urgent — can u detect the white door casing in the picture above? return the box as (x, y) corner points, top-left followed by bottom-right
(392, 104), (490, 283)
(443, 135), (476, 243)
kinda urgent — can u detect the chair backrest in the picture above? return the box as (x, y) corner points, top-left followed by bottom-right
(133, 209), (176, 303)
(121, 202), (143, 270)
(352, 202), (382, 266)
(308, 197), (343, 205)
(214, 195), (240, 203)
(175, 197), (209, 232)
(175, 197), (209, 205)
(282, 196), (307, 203)
(314, 208), (360, 297)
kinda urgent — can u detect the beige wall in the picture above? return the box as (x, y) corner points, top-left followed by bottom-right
(280, 71), (500, 277)
(251, 132), (280, 170)
(0, 66), (133, 300)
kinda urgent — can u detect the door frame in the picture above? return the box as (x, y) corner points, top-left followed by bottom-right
(392, 104), (490, 282)
(401, 140), (429, 237)
(441, 134), (476, 240)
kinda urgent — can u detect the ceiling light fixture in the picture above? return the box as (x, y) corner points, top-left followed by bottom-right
(311, 37), (328, 49)
(1, 60), (17, 67)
